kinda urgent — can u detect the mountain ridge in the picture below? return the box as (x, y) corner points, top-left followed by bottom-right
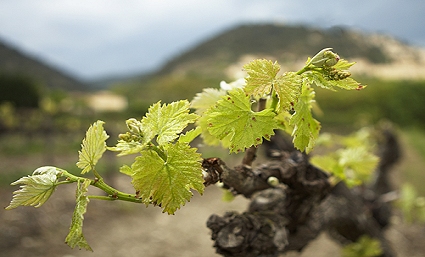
(155, 23), (425, 80)
(0, 39), (87, 91)
(115, 23), (425, 108)
(2, 23), (425, 94)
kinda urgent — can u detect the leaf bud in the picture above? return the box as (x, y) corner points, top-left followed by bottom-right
(323, 66), (351, 81)
(267, 176), (280, 186)
(336, 70), (351, 80)
(131, 134), (140, 141)
(118, 132), (131, 141)
(310, 48), (340, 67)
(126, 118), (142, 134)
(324, 67), (351, 81)
(215, 181), (224, 188)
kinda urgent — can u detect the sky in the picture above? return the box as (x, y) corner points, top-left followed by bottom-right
(0, 0), (424, 81)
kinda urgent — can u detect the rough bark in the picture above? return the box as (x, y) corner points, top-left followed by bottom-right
(204, 128), (400, 257)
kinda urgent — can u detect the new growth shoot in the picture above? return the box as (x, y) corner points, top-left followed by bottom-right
(6, 48), (371, 251)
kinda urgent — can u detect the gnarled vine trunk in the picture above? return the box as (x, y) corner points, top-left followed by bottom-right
(203, 127), (400, 257)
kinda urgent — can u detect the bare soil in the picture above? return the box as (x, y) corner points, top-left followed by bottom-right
(1, 136), (425, 257)
(1, 172), (425, 257)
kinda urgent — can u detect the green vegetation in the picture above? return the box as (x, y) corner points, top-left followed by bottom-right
(0, 73), (41, 108)
(7, 49), (380, 251)
(316, 79), (425, 129)
(342, 235), (383, 257)
(2, 23), (425, 256)
(397, 183), (425, 223)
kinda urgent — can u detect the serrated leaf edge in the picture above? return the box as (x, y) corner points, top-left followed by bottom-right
(76, 120), (109, 174)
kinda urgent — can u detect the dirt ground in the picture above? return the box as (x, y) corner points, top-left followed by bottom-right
(1, 176), (246, 257)
(1, 170), (425, 257)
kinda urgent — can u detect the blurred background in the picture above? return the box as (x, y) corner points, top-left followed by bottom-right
(1, 1), (425, 256)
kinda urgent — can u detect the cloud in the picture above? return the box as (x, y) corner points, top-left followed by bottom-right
(0, 0), (424, 79)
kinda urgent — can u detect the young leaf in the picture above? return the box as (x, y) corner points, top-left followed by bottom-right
(65, 179), (92, 251)
(308, 48), (337, 67)
(244, 59), (280, 97)
(327, 77), (364, 91)
(128, 142), (204, 214)
(338, 146), (379, 186)
(191, 88), (228, 147)
(289, 83), (321, 153)
(274, 72), (302, 111)
(220, 78), (246, 91)
(76, 120), (109, 174)
(119, 164), (133, 176)
(397, 183), (425, 223)
(304, 69), (364, 91)
(178, 126), (202, 144)
(333, 59), (356, 70)
(342, 235), (382, 257)
(304, 71), (337, 91)
(191, 88), (227, 114)
(206, 88), (278, 153)
(274, 111), (293, 133)
(221, 189), (235, 202)
(6, 166), (62, 210)
(141, 100), (198, 145)
(197, 114), (223, 146)
(107, 140), (146, 156)
(311, 146), (379, 187)
(108, 118), (150, 156)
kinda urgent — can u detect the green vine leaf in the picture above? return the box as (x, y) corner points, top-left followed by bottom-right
(397, 183), (425, 223)
(65, 179), (92, 251)
(341, 235), (382, 257)
(310, 74), (363, 91)
(6, 166), (62, 210)
(311, 146), (379, 187)
(108, 140), (145, 156)
(274, 72), (302, 111)
(311, 129), (379, 187)
(333, 59), (356, 70)
(244, 59), (280, 97)
(338, 147), (379, 184)
(206, 88), (278, 153)
(128, 142), (204, 214)
(197, 114), (225, 146)
(178, 126), (202, 144)
(76, 120), (109, 174)
(304, 71), (336, 91)
(304, 58), (364, 91)
(119, 164), (133, 176)
(289, 82), (321, 153)
(107, 118), (148, 156)
(331, 77), (365, 91)
(191, 88), (227, 114)
(191, 88), (228, 147)
(141, 100), (198, 145)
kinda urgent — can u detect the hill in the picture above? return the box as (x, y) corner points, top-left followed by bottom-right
(157, 23), (425, 80)
(0, 39), (87, 91)
(117, 23), (425, 111)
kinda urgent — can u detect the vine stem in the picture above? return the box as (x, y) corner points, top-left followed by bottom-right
(269, 88), (279, 113)
(296, 66), (309, 75)
(92, 178), (143, 203)
(296, 65), (321, 75)
(242, 98), (267, 166)
(61, 170), (143, 204)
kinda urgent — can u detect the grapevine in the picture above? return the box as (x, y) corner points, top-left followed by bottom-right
(6, 48), (384, 254)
